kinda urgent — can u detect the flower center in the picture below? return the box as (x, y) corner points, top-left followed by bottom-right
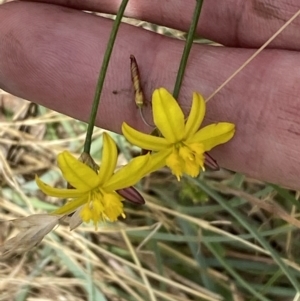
(80, 189), (124, 228)
(166, 142), (205, 180)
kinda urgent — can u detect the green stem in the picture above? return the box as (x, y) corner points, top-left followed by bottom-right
(173, 0), (204, 99)
(83, 0), (129, 153)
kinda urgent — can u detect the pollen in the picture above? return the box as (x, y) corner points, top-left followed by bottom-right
(165, 143), (205, 181)
(166, 150), (184, 181)
(80, 190), (124, 228)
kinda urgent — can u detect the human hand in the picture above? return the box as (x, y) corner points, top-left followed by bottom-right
(1, 0), (300, 189)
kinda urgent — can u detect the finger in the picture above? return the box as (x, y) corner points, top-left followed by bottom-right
(1, 2), (300, 190)
(20, 0), (300, 50)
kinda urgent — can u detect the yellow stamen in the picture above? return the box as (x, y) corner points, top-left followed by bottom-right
(166, 150), (184, 181)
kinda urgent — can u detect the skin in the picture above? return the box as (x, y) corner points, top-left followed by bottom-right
(1, 0), (300, 189)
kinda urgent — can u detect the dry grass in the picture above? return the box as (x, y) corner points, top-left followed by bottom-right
(1, 1), (300, 301)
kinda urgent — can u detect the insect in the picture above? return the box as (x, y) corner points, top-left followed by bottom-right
(130, 54), (145, 108)
(130, 55), (153, 127)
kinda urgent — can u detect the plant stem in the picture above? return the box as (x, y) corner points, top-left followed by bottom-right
(83, 0), (129, 153)
(173, 0), (204, 99)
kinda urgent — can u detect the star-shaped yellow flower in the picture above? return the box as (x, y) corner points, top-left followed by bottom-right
(36, 133), (150, 226)
(122, 88), (235, 180)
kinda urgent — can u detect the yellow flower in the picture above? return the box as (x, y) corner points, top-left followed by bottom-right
(122, 88), (235, 180)
(36, 133), (150, 226)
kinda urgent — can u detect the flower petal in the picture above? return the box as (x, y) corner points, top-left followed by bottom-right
(143, 148), (171, 174)
(103, 153), (151, 191)
(184, 92), (205, 138)
(97, 133), (118, 185)
(51, 195), (88, 215)
(122, 122), (169, 151)
(57, 151), (99, 191)
(187, 123), (235, 151)
(35, 175), (84, 198)
(152, 88), (184, 142)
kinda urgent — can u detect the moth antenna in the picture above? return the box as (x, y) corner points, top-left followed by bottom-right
(139, 107), (155, 128)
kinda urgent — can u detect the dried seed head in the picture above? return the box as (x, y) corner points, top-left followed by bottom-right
(68, 207), (83, 231)
(0, 214), (60, 259)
